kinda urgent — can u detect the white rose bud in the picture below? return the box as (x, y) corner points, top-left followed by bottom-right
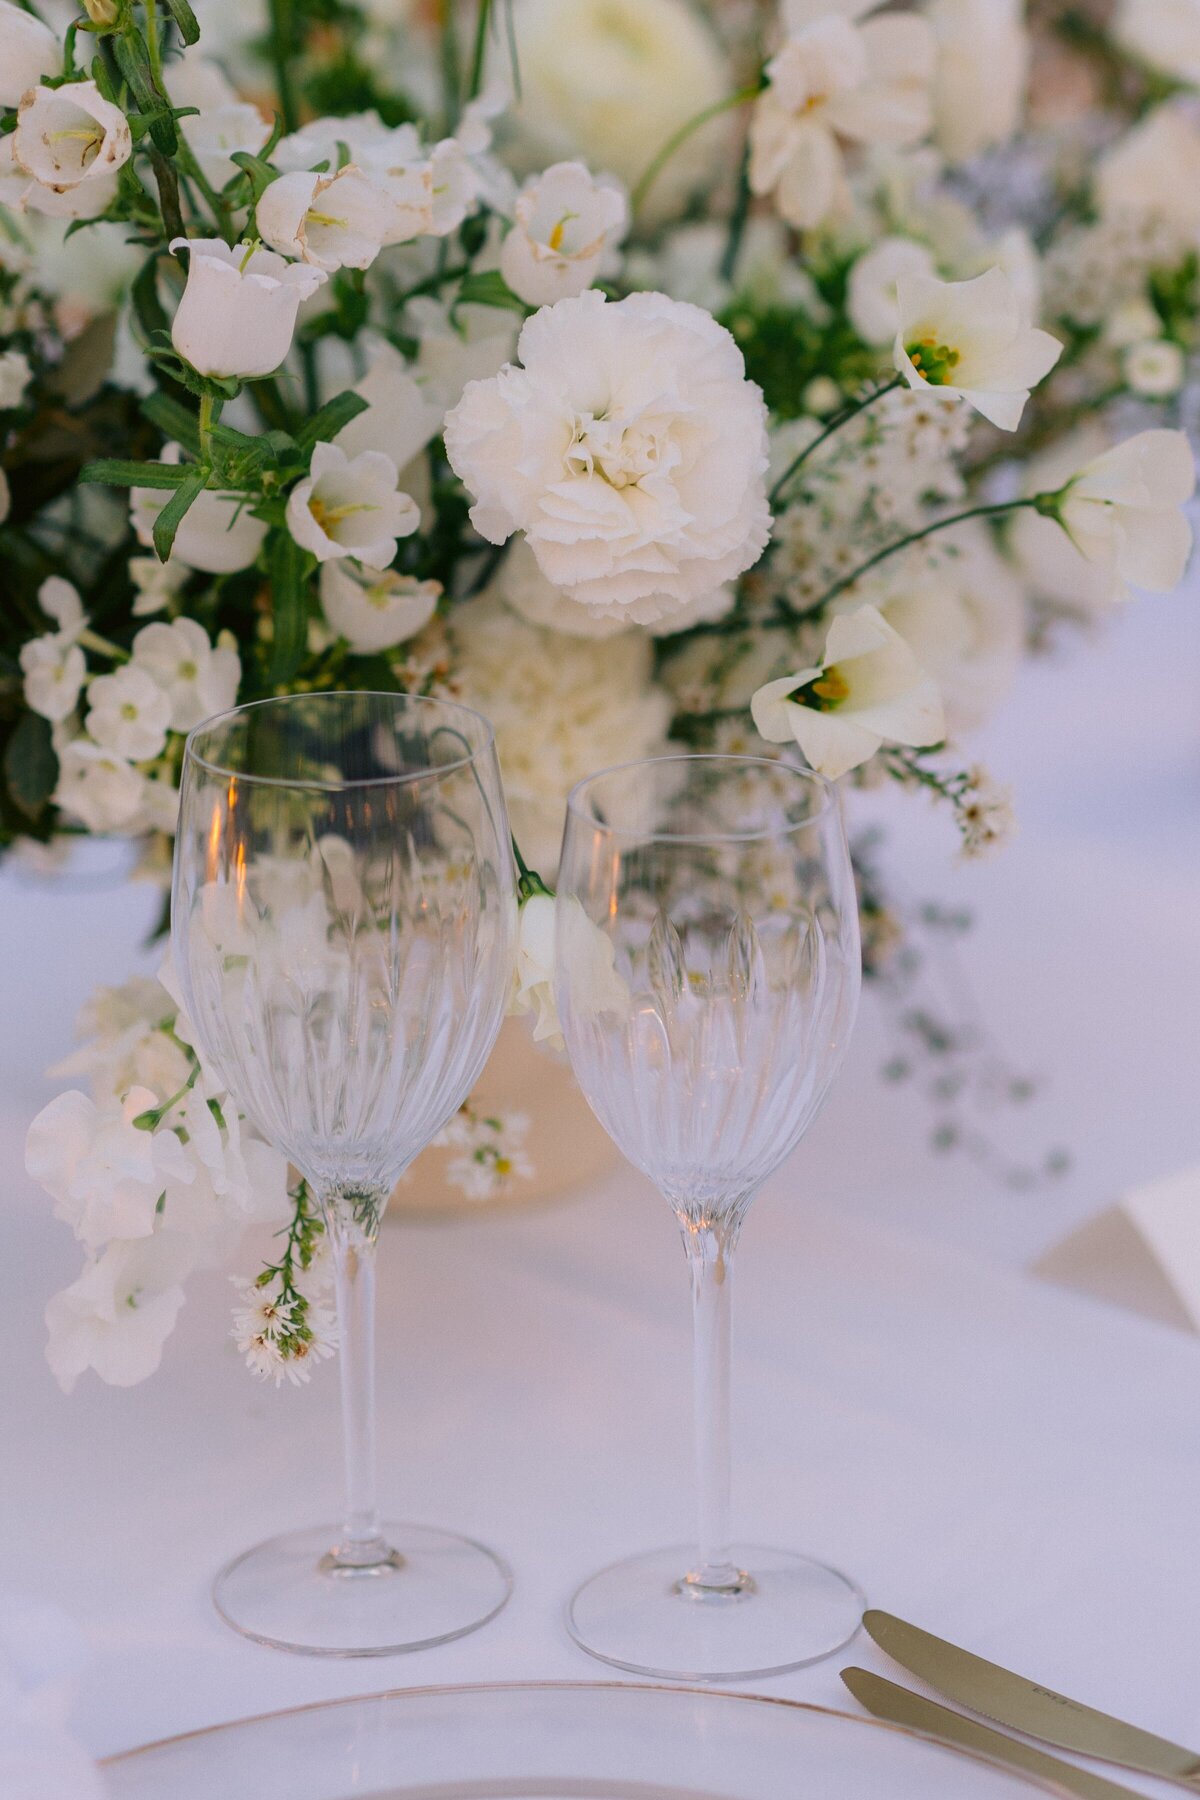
(14, 80), (131, 194)
(0, 0), (59, 109)
(168, 238), (326, 380)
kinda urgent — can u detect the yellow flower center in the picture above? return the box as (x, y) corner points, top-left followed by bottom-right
(309, 496), (379, 534)
(905, 337), (962, 386)
(547, 210), (579, 253)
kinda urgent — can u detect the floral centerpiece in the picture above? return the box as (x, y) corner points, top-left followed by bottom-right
(8, 0), (1197, 1389)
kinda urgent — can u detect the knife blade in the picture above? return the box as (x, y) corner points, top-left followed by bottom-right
(841, 1668), (1144, 1800)
(863, 1610), (1200, 1789)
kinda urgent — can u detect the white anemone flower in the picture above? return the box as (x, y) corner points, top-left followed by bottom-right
(1054, 429), (1196, 595)
(847, 235), (937, 346)
(131, 447), (268, 575)
(85, 666), (172, 762)
(444, 289), (771, 627)
(751, 604), (945, 779)
(749, 13), (935, 232)
(168, 238), (326, 380)
(131, 616), (241, 732)
(893, 266), (1061, 430)
(1115, 0), (1200, 86)
(926, 0), (1028, 164)
(286, 442), (421, 566)
(14, 80), (131, 194)
(319, 562), (441, 653)
(256, 166), (386, 272)
(0, 0), (59, 108)
(500, 162), (627, 307)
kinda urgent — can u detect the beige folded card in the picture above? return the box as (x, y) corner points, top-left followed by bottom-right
(1034, 1167), (1200, 1334)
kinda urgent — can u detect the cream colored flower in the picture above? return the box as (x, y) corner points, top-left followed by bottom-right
(453, 596), (672, 871)
(131, 616), (241, 731)
(319, 561), (441, 653)
(506, 0), (730, 223)
(275, 114), (434, 245)
(926, 0), (1028, 163)
(510, 892), (562, 1049)
(847, 235), (937, 345)
(1054, 429), (1196, 595)
(257, 165), (386, 273)
(131, 445), (267, 574)
(169, 238), (326, 380)
(0, 0), (59, 108)
(85, 666), (171, 762)
(1124, 339), (1186, 398)
(1096, 103), (1200, 237)
(0, 128), (117, 219)
(749, 13), (935, 232)
(500, 162), (627, 307)
(53, 740), (146, 832)
(894, 266), (1061, 430)
(751, 604), (944, 779)
(334, 342), (445, 471)
(14, 80), (130, 194)
(20, 633), (85, 723)
(286, 441), (420, 566)
(444, 289), (771, 627)
(1115, 0), (1200, 85)
(0, 346), (31, 408)
(181, 102), (271, 188)
(45, 1238), (188, 1393)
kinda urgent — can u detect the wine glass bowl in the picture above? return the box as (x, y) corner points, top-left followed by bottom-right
(554, 754), (863, 1680)
(172, 692), (516, 1655)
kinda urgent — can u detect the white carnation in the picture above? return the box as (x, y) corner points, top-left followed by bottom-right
(444, 289), (771, 627)
(453, 597), (672, 872)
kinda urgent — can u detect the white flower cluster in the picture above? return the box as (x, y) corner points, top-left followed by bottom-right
(25, 964), (291, 1391)
(434, 1105), (534, 1203)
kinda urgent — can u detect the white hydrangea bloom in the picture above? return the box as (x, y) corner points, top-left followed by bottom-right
(444, 289), (772, 626)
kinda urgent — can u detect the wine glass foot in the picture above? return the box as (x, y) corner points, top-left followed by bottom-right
(212, 1521), (512, 1657)
(565, 1543), (863, 1681)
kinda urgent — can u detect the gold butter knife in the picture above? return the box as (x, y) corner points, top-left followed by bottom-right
(863, 1610), (1200, 1789)
(841, 1668), (1144, 1800)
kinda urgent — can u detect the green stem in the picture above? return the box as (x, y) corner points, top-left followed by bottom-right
(78, 628), (131, 662)
(720, 142), (752, 285)
(632, 82), (763, 218)
(438, 0), (463, 131)
(814, 497), (1045, 612)
(198, 393), (221, 458)
(177, 141), (233, 237)
(268, 0), (299, 136)
(143, 0), (164, 90)
(770, 376), (903, 507)
(467, 0), (492, 103)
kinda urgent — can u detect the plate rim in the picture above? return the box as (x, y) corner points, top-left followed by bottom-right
(100, 1675), (1081, 1797)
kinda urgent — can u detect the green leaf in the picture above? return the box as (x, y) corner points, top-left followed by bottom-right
(141, 391), (203, 457)
(163, 0), (201, 45)
(79, 458), (195, 489)
(456, 269), (529, 315)
(230, 151), (280, 204)
(152, 464), (211, 562)
(4, 713), (58, 821)
(267, 532), (311, 684)
(295, 389), (369, 452)
(113, 32), (177, 156)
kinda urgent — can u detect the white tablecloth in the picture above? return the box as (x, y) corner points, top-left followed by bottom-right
(2, 591), (1198, 1785)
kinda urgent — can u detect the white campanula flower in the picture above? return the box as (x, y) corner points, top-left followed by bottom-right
(1096, 103), (1200, 237)
(257, 165), (387, 273)
(276, 114), (435, 246)
(1054, 429), (1196, 595)
(0, 128), (117, 220)
(85, 665), (172, 762)
(751, 603), (945, 779)
(0, 346), (32, 408)
(319, 561), (440, 653)
(749, 12), (935, 232)
(1115, 0), (1200, 86)
(53, 739), (146, 831)
(500, 162), (627, 307)
(507, 0), (729, 223)
(181, 102), (271, 188)
(894, 266), (1061, 430)
(286, 441), (420, 566)
(14, 80), (131, 194)
(444, 289), (771, 627)
(168, 238), (326, 380)
(25, 1085), (192, 1250)
(0, 0), (59, 108)
(131, 616), (241, 732)
(130, 444), (268, 573)
(334, 342), (446, 471)
(848, 235), (937, 345)
(45, 1237), (188, 1393)
(511, 892), (562, 1049)
(1124, 339), (1186, 397)
(926, 0), (1028, 164)
(408, 294), (520, 410)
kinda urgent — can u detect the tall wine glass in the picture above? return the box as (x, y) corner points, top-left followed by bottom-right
(172, 692), (516, 1656)
(555, 753), (863, 1681)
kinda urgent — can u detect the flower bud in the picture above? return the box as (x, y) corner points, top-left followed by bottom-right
(82, 0), (120, 24)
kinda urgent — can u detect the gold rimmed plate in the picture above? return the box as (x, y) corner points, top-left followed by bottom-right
(103, 1679), (1085, 1799)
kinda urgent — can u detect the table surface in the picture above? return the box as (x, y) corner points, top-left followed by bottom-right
(2, 589), (1199, 1791)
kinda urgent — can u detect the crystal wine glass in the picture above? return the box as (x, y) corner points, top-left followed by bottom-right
(554, 753), (863, 1680)
(172, 692), (516, 1656)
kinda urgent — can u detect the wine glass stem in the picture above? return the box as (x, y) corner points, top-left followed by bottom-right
(330, 1226), (388, 1566)
(683, 1220), (742, 1591)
